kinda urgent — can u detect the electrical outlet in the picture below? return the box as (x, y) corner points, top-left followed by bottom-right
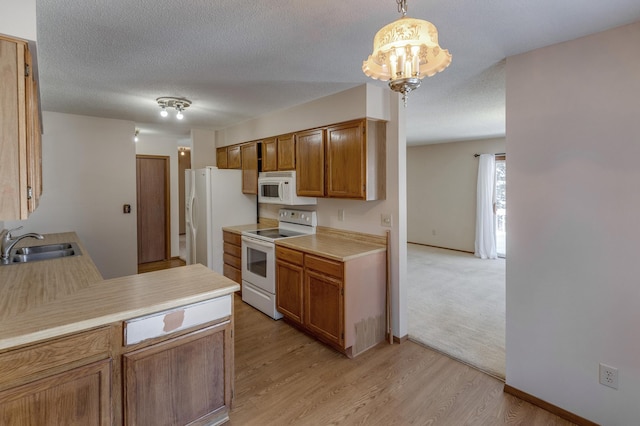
(381, 213), (392, 228)
(338, 209), (345, 221)
(599, 363), (618, 389)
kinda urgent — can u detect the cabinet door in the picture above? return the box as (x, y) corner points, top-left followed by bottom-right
(0, 359), (112, 426)
(262, 137), (277, 171)
(0, 37), (28, 220)
(295, 128), (325, 197)
(277, 134), (295, 170)
(276, 259), (304, 325)
(326, 120), (366, 199)
(25, 46), (41, 213)
(241, 142), (258, 194)
(304, 269), (344, 348)
(123, 322), (232, 426)
(227, 145), (241, 169)
(216, 147), (228, 169)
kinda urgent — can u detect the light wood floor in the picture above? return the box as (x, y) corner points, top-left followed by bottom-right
(229, 294), (576, 425)
(137, 257), (185, 274)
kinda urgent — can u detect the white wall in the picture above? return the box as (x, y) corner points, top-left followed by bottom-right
(0, 0), (37, 41)
(191, 128), (216, 169)
(135, 135), (180, 258)
(216, 85), (388, 147)
(217, 84), (407, 338)
(407, 138), (506, 252)
(506, 22), (640, 425)
(6, 112), (138, 279)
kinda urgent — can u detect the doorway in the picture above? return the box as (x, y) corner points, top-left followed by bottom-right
(136, 155), (170, 264)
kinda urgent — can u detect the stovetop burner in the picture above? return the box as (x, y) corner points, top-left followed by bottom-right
(241, 208), (317, 242)
(246, 228), (307, 240)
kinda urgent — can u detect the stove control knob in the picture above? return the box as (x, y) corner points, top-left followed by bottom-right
(300, 214), (306, 220)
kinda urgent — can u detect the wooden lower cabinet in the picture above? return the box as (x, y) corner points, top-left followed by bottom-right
(0, 359), (112, 426)
(275, 252), (304, 325)
(123, 322), (232, 426)
(275, 245), (385, 357)
(223, 230), (242, 286)
(304, 267), (343, 347)
(0, 296), (235, 426)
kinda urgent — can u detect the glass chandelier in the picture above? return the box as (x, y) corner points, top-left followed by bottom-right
(362, 0), (452, 106)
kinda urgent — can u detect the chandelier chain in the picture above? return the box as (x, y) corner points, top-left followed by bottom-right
(396, 0), (407, 16)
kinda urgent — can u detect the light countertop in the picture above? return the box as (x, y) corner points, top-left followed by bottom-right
(0, 232), (239, 351)
(276, 233), (386, 262)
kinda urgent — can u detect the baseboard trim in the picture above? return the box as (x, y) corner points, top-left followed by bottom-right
(407, 242), (474, 254)
(503, 384), (599, 426)
(392, 334), (408, 344)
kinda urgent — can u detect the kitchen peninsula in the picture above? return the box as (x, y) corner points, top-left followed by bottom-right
(0, 232), (238, 425)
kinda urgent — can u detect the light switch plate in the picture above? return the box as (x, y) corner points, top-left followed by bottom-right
(381, 213), (392, 228)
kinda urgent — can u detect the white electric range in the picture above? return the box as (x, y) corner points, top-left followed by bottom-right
(241, 209), (317, 319)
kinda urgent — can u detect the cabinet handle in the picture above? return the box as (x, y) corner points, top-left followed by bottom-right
(27, 186), (33, 200)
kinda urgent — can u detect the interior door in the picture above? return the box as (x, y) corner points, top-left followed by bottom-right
(136, 155), (170, 264)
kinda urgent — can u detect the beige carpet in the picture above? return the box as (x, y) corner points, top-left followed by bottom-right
(407, 243), (506, 379)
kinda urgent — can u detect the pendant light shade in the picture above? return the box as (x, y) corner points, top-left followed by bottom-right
(362, 0), (451, 106)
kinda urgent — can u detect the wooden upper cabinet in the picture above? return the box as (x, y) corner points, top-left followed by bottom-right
(241, 141), (258, 194)
(326, 121), (366, 199)
(326, 119), (386, 201)
(0, 35), (42, 220)
(227, 145), (241, 169)
(295, 128), (325, 197)
(261, 137), (278, 172)
(277, 134), (295, 170)
(216, 147), (228, 169)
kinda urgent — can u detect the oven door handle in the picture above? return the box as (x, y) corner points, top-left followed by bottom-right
(242, 236), (275, 249)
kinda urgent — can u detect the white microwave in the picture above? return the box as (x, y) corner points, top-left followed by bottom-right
(258, 171), (317, 205)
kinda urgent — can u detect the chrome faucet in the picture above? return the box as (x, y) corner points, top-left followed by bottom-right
(0, 227), (44, 260)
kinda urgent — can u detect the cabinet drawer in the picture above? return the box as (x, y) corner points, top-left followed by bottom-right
(223, 231), (241, 245)
(224, 264), (242, 284)
(124, 296), (231, 346)
(0, 327), (111, 387)
(276, 246), (304, 266)
(224, 241), (241, 258)
(223, 252), (241, 269)
(305, 254), (343, 279)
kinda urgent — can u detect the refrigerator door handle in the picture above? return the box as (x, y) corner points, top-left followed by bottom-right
(188, 195), (198, 264)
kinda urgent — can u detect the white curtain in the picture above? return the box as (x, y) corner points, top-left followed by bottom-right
(475, 154), (497, 259)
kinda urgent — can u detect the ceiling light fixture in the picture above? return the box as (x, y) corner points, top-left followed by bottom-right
(362, 0), (452, 107)
(156, 97), (192, 120)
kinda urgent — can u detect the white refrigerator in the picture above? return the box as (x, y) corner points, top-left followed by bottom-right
(185, 166), (257, 274)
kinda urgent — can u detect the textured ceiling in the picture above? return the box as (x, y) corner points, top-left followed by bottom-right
(35, 0), (640, 145)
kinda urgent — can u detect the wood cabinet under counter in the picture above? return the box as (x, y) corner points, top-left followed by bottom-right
(275, 233), (387, 357)
(223, 230), (243, 286)
(0, 246), (239, 426)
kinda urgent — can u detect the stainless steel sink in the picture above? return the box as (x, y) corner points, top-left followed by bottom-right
(14, 243), (75, 255)
(1, 242), (82, 265)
